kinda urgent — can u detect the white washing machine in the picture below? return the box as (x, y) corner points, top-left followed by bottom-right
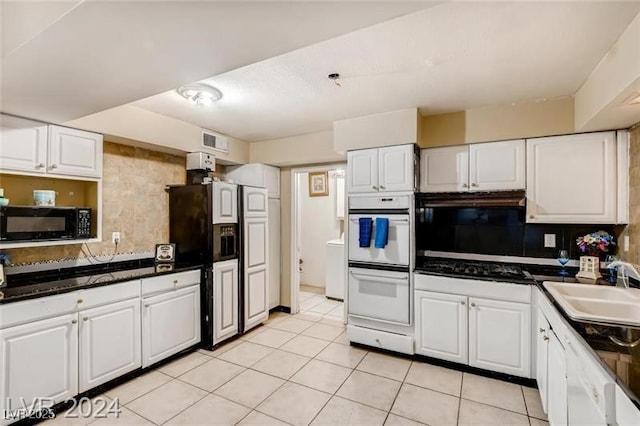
(325, 239), (345, 300)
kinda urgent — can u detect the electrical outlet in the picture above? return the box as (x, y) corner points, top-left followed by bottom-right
(111, 232), (121, 244)
(544, 234), (556, 248)
(624, 235), (630, 252)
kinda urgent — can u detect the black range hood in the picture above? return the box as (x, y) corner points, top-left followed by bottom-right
(417, 190), (526, 208)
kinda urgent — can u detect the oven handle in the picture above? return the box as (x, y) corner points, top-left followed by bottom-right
(348, 313), (411, 326)
(349, 218), (409, 224)
(349, 271), (409, 283)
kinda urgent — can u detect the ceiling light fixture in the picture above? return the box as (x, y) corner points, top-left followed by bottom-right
(177, 83), (222, 106)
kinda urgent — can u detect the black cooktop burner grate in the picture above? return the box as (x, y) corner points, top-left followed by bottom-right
(417, 258), (532, 283)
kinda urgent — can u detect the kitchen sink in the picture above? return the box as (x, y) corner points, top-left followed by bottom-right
(543, 281), (640, 326)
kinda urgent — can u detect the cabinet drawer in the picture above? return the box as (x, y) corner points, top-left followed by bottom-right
(347, 324), (414, 355)
(0, 292), (79, 329)
(78, 280), (141, 310)
(141, 270), (201, 296)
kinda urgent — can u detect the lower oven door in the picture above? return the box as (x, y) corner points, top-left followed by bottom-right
(348, 267), (410, 325)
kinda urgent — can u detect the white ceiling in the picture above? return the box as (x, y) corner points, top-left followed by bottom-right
(2, 2), (640, 143)
(1, 0), (431, 123)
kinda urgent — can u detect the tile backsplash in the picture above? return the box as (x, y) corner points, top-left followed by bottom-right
(5, 141), (187, 265)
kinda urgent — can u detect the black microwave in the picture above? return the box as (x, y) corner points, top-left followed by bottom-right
(0, 206), (92, 242)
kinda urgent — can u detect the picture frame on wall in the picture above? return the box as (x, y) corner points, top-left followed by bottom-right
(309, 171), (329, 197)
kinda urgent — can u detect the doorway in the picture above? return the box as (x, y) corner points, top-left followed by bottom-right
(290, 164), (346, 321)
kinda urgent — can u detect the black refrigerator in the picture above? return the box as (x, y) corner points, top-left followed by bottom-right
(169, 183), (239, 350)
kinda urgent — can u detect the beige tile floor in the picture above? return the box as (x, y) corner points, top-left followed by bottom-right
(46, 291), (549, 425)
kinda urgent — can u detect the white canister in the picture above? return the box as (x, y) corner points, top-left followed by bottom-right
(33, 190), (56, 206)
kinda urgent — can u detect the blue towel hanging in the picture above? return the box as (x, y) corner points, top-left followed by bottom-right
(374, 217), (389, 248)
(358, 217), (373, 248)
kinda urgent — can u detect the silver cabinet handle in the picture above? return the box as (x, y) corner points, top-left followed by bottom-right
(36, 163), (45, 169)
(144, 304), (150, 308)
(50, 164), (58, 169)
(461, 301), (466, 305)
(77, 299), (83, 304)
(529, 215), (535, 219)
(71, 319), (78, 324)
(83, 317), (89, 322)
(372, 185), (378, 190)
(380, 185), (386, 189)
(539, 328), (546, 333)
(470, 302), (476, 307)
(173, 279), (178, 284)
(462, 183), (468, 188)
(471, 183), (478, 187)
(543, 335), (549, 341)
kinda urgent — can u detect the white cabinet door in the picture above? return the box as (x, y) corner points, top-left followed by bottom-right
(415, 290), (468, 364)
(468, 297), (531, 377)
(243, 186), (268, 218)
(469, 140), (525, 191)
(0, 115), (48, 174)
(214, 259), (239, 342)
(263, 165), (281, 199)
(142, 284), (201, 368)
(48, 125), (103, 178)
(536, 309), (550, 414)
(347, 148), (378, 193)
(0, 313), (78, 416)
(526, 132), (617, 223)
(213, 182), (238, 223)
(244, 216), (269, 331)
(378, 145), (414, 192)
(547, 330), (568, 426)
(268, 198), (281, 309)
(79, 299), (141, 393)
(420, 145), (469, 192)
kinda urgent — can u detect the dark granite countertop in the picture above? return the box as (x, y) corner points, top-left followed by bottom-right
(0, 259), (203, 304)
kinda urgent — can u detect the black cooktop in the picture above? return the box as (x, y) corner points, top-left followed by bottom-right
(415, 257), (535, 284)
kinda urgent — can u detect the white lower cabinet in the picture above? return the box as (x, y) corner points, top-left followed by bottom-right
(468, 297), (531, 377)
(142, 284), (201, 368)
(79, 298), (141, 393)
(415, 291), (467, 364)
(415, 289), (530, 377)
(214, 259), (239, 342)
(547, 329), (567, 426)
(0, 313), (78, 418)
(536, 309), (550, 414)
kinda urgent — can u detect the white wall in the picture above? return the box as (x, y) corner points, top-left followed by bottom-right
(297, 168), (344, 287)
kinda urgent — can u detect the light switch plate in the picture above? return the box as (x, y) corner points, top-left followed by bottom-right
(544, 234), (556, 248)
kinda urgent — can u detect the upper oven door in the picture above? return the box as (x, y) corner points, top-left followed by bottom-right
(348, 213), (410, 266)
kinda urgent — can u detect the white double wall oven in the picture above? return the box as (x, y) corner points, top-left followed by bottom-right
(346, 193), (415, 353)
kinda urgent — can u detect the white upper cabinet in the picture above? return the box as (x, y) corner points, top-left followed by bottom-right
(347, 144), (415, 193)
(347, 148), (378, 193)
(469, 140), (525, 191)
(420, 140), (524, 192)
(0, 115), (103, 179)
(48, 125), (103, 178)
(526, 131), (617, 223)
(0, 115), (48, 174)
(420, 145), (469, 192)
(378, 145), (416, 192)
(226, 163), (280, 199)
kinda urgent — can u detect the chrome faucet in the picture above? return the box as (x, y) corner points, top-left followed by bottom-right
(608, 261), (640, 289)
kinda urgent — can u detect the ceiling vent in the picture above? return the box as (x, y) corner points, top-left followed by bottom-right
(202, 130), (228, 153)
